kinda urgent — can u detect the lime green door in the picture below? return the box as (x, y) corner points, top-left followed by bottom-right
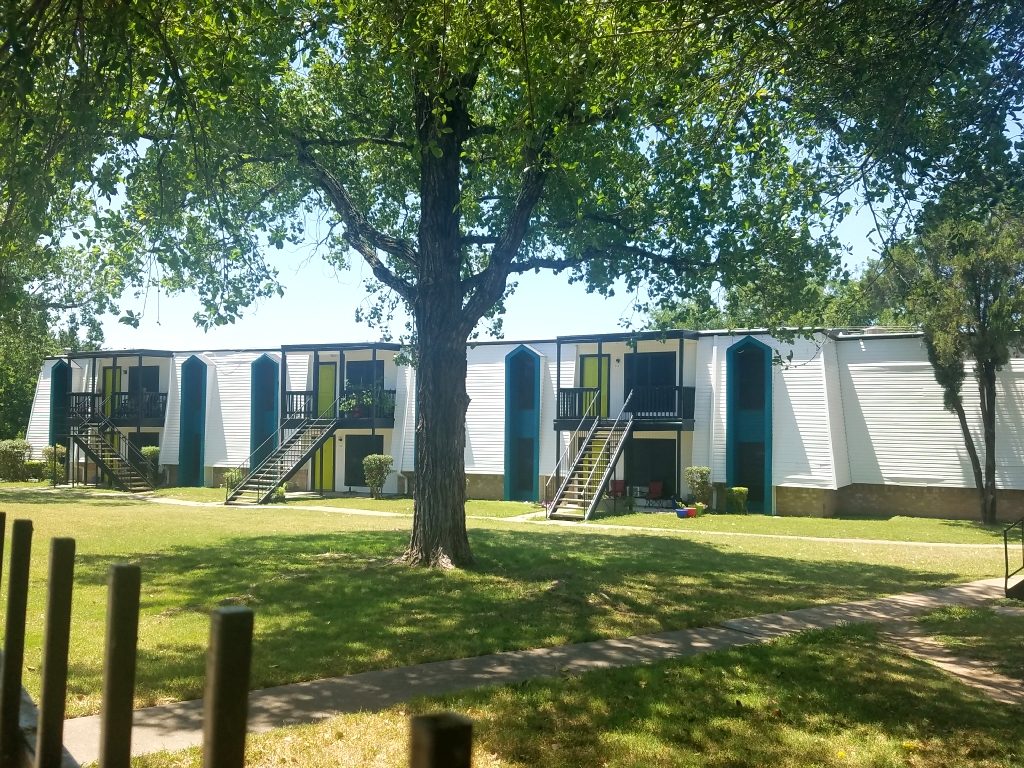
(102, 366), (121, 417)
(313, 362), (336, 492)
(580, 355), (610, 417)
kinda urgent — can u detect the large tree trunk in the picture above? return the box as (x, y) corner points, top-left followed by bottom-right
(406, 326), (473, 567)
(979, 362), (998, 525)
(404, 76), (475, 567)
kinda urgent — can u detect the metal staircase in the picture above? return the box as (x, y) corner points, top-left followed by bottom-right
(70, 400), (153, 493)
(225, 395), (341, 505)
(1005, 517), (1024, 600)
(547, 392), (634, 521)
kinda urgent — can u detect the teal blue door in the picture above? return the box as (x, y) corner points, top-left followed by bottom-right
(178, 356), (207, 486)
(250, 355), (279, 469)
(504, 346), (540, 501)
(726, 338), (772, 513)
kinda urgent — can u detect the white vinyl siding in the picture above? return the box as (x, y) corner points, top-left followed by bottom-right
(771, 337), (835, 489)
(464, 345), (510, 475)
(25, 360), (56, 454)
(823, 341), (852, 488)
(694, 334), (836, 489)
(203, 352), (265, 468)
(838, 337), (1024, 489)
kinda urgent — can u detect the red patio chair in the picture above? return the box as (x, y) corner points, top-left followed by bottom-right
(645, 480), (664, 505)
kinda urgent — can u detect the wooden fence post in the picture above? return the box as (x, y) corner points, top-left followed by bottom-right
(202, 607), (253, 768)
(35, 538), (76, 768)
(410, 713), (472, 768)
(0, 520), (32, 768)
(99, 565), (141, 768)
(0, 511), (6, 587)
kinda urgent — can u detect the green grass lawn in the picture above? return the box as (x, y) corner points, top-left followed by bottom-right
(136, 624), (1024, 768)
(0, 480), (52, 489)
(284, 495), (543, 518)
(0, 487), (1003, 717)
(593, 509), (1006, 544)
(150, 487), (227, 502)
(151, 487), (543, 517)
(919, 605), (1024, 679)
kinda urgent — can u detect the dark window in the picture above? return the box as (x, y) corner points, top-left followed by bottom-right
(513, 437), (534, 493)
(626, 438), (676, 497)
(735, 346), (766, 410)
(128, 432), (159, 448)
(129, 366), (160, 395)
(345, 434), (384, 486)
(736, 442), (765, 504)
(346, 360), (384, 390)
(624, 352), (676, 389)
(509, 352), (536, 411)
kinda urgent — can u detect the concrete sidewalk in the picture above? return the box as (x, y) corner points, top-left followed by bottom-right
(62, 578), (1003, 762)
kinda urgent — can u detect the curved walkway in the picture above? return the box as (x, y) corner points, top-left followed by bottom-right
(61, 578), (1004, 763)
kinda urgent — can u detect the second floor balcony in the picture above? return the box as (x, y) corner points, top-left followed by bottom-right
(556, 385), (695, 425)
(284, 387), (397, 426)
(68, 391), (168, 427)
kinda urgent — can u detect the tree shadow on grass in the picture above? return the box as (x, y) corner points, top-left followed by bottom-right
(0, 487), (141, 507)
(433, 625), (1024, 767)
(65, 525), (982, 714)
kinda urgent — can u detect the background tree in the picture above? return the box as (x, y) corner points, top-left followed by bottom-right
(649, 268), (905, 332)
(11, 1), (1022, 566)
(889, 209), (1024, 524)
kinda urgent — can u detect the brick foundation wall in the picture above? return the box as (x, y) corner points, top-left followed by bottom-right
(835, 483), (1024, 521)
(162, 465), (308, 491)
(398, 473), (553, 502)
(775, 486), (840, 517)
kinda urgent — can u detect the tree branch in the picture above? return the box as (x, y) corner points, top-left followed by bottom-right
(296, 144), (418, 302)
(300, 135), (413, 151)
(458, 129), (551, 332)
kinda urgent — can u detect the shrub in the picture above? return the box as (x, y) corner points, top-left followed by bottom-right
(683, 466), (712, 506)
(42, 444), (68, 484)
(362, 454), (394, 498)
(270, 484), (287, 503)
(222, 467), (246, 490)
(140, 446), (162, 485)
(0, 439), (31, 480)
(727, 486), (749, 514)
(23, 460), (46, 480)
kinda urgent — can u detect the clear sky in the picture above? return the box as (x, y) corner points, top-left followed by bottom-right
(99, 204), (878, 351)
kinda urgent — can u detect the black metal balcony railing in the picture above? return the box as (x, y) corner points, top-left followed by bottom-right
(557, 387), (601, 420)
(67, 392), (168, 423)
(285, 389), (397, 421)
(285, 391), (314, 420)
(630, 385), (680, 417)
(556, 385), (696, 421)
(68, 393), (101, 422)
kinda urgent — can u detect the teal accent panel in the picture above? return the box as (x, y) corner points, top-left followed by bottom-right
(726, 337), (773, 514)
(504, 345), (541, 501)
(178, 356), (207, 486)
(250, 355), (280, 469)
(48, 361), (71, 445)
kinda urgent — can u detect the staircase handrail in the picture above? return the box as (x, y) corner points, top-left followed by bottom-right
(579, 390), (634, 513)
(226, 392), (343, 501)
(546, 417), (602, 519)
(544, 389), (600, 504)
(1005, 517), (1024, 596)
(77, 394), (154, 488)
(585, 414), (634, 520)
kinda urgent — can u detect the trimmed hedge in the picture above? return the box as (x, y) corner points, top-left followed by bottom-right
(727, 486), (749, 514)
(362, 454), (394, 498)
(0, 439), (31, 480)
(683, 466), (712, 506)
